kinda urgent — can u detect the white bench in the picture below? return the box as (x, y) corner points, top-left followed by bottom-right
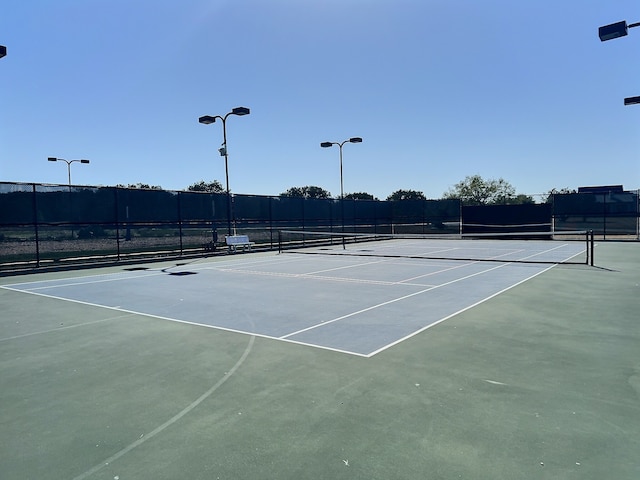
(225, 235), (254, 253)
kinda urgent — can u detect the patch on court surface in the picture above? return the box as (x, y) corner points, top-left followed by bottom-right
(2, 247), (583, 356)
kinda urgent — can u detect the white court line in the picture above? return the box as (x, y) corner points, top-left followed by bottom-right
(303, 256), (487, 286)
(0, 254), (292, 292)
(397, 260), (479, 284)
(304, 258), (389, 275)
(2, 272), (167, 291)
(219, 254), (485, 287)
(72, 335), (256, 480)
(338, 236), (585, 259)
(0, 314), (134, 343)
(2, 285), (369, 358)
(216, 268), (410, 286)
(280, 262), (511, 340)
(366, 263), (556, 357)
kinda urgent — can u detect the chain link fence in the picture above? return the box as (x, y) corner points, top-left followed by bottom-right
(1, 183), (637, 273)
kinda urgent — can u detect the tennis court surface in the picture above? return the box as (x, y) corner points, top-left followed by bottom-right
(2, 235), (589, 357)
(1, 241), (638, 479)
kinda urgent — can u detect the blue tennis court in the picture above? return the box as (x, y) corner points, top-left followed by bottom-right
(2, 238), (587, 356)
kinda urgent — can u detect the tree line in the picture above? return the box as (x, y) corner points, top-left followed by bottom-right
(180, 176), (575, 205)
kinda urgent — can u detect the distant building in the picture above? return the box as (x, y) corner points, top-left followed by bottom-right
(578, 185), (624, 194)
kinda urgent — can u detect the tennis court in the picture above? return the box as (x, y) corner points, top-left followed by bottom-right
(1, 240), (638, 479)
(2, 235), (588, 357)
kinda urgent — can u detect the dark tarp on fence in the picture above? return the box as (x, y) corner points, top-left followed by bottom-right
(462, 204), (552, 234)
(553, 192), (639, 237)
(2, 182), (638, 271)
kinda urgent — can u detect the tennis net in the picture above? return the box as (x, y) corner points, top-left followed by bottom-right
(277, 229), (595, 265)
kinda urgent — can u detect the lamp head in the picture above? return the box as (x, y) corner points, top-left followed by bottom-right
(199, 115), (217, 125)
(349, 137), (363, 143)
(48, 157), (58, 162)
(80, 159), (90, 164)
(599, 21), (628, 41)
(231, 107), (250, 116)
(320, 142), (333, 148)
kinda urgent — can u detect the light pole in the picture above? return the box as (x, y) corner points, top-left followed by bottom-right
(600, 19), (639, 224)
(599, 20), (639, 107)
(199, 106), (250, 237)
(320, 137), (362, 241)
(47, 157), (90, 186)
(47, 157), (90, 240)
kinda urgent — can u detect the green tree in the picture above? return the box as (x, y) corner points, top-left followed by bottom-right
(280, 186), (332, 199)
(511, 194), (536, 205)
(543, 187), (576, 204)
(187, 180), (224, 193)
(386, 189), (426, 201)
(443, 175), (519, 205)
(344, 192), (377, 200)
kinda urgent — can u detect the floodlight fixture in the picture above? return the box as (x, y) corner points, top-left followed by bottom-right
(231, 107), (250, 116)
(198, 115), (216, 125)
(599, 20), (640, 41)
(624, 96), (640, 106)
(320, 142), (333, 148)
(349, 137), (363, 143)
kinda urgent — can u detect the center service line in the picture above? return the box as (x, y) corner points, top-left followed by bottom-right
(280, 262), (509, 339)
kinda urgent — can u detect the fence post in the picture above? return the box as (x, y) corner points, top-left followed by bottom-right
(32, 184), (40, 267)
(114, 187), (121, 261)
(177, 192), (183, 256)
(637, 189), (640, 240)
(602, 193), (607, 240)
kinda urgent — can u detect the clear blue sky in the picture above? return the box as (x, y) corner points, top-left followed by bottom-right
(1, 0), (639, 200)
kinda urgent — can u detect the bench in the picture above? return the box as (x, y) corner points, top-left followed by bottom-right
(225, 235), (254, 253)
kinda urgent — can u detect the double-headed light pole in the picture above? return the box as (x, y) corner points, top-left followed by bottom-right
(47, 157), (90, 186)
(320, 137), (363, 242)
(199, 107), (250, 237)
(599, 19), (640, 106)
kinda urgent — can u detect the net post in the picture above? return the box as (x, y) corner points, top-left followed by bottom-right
(590, 230), (594, 266)
(584, 230), (591, 265)
(585, 229), (589, 265)
(278, 230), (282, 254)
